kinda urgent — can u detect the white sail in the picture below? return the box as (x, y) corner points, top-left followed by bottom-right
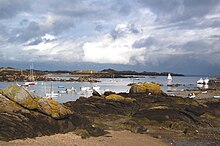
(167, 74), (172, 81)
(204, 78), (209, 85)
(197, 78), (204, 84)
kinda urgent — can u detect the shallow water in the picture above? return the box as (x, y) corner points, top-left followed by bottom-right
(0, 76), (208, 103)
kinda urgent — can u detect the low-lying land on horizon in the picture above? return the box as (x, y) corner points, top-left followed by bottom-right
(0, 67), (184, 82)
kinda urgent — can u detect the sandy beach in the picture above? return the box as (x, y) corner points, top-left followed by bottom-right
(0, 130), (168, 146)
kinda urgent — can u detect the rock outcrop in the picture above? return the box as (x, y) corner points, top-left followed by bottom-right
(66, 88), (220, 142)
(1, 84), (220, 143)
(0, 84), (104, 141)
(2, 84), (72, 119)
(129, 82), (164, 95)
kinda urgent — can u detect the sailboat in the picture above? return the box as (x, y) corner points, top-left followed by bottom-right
(197, 78), (204, 84)
(204, 78), (209, 85)
(167, 73), (173, 85)
(24, 64), (37, 86)
(45, 82), (59, 98)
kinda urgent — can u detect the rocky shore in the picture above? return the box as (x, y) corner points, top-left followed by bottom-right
(0, 67), (183, 82)
(0, 82), (219, 145)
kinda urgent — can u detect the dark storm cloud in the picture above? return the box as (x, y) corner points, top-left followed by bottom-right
(0, 0), (31, 19)
(111, 24), (140, 40)
(132, 37), (156, 48)
(52, 20), (75, 34)
(8, 21), (42, 43)
(0, 0), (220, 75)
(182, 41), (210, 52)
(210, 35), (220, 39)
(95, 24), (103, 32)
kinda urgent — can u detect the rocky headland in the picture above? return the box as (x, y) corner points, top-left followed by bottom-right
(0, 82), (219, 145)
(0, 67), (183, 82)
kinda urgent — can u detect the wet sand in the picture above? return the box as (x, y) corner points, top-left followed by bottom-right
(169, 88), (220, 99)
(0, 130), (169, 146)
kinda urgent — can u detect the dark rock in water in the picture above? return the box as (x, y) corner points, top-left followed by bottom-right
(92, 90), (101, 97)
(208, 79), (220, 89)
(103, 91), (116, 96)
(167, 83), (184, 87)
(127, 83), (135, 86)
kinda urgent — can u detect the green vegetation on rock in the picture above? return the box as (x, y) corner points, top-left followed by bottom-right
(105, 94), (136, 102)
(1, 84), (73, 119)
(129, 82), (163, 95)
(75, 129), (90, 139)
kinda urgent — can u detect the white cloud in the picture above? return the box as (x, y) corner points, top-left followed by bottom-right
(83, 25), (145, 65)
(1, 0), (220, 74)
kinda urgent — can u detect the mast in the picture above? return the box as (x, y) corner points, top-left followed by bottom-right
(29, 63), (35, 81)
(167, 73), (173, 85)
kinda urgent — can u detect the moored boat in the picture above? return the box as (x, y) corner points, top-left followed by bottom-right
(197, 78), (204, 84)
(24, 64), (37, 86)
(66, 87), (76, 93)
(46, 91), (59, 98)
(24, 81), (37, 86)
(204, 78), (209, 85)
(80, 86), (92, 92)
(58, 85), (65, 88)
(58, 90), (67, 94)
(167, 73), (173, 85)
(92, 86), (100, 91)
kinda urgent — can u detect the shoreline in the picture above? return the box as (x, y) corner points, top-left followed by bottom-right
(0, 81), (219, 145)
(0, 130), (169, 146)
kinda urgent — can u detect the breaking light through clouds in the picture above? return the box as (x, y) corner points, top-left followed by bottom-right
(0, 0), (220, 74)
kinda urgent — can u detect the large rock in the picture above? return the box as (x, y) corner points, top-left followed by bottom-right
(129, 82), (163, 95)
(0, 85), (104, 141)
(2, 84), (72, 119)
(105, 94), (125, 101)
(37, 98), (73, 119)
(0, 93), (25, 112)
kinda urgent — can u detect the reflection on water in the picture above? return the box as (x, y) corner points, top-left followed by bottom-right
(0, 76), (207, 103)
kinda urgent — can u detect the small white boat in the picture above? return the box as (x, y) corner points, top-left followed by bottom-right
(66, 87), (76, 93)
(58, 90), (67, 94)
(167, 73), (172, 81)
(197, 78), (204, 84)
(204, 78), (209, 85)
(45, 81), (59, 98)
(24, 64), (37, 86)
(80, 86), (92, 92)
(167, 73), (173, 85)
(46, 91), (59, 98)
(24, 81), (37, 86)
(213, 96), (220, 98)
(188, 93), (196, 98)
(92, 86), (100, 91)
(110, 79), (118, 82)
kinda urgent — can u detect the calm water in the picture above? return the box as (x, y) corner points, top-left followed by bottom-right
(0, 76), (208, 103)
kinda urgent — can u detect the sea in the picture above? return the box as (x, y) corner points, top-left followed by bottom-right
(0, 75), (210, 103)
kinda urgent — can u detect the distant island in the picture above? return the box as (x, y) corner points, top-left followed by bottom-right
(0, 67), (184, 82)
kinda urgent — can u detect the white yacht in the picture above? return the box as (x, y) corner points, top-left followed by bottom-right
(92, 86), (100, 91)
(204, 78), (209, 85)
(80, 86), (92, 92)
(197, 78), (204, 84)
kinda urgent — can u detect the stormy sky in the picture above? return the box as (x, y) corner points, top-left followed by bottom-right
(0, 0), (220, 75)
